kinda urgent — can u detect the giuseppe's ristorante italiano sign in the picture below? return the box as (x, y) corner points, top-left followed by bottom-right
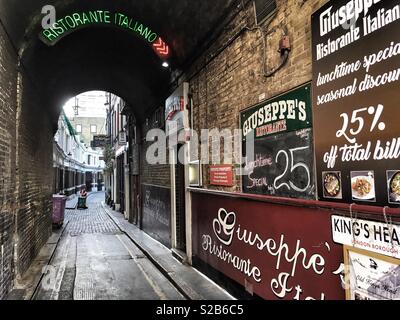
(312, 0), (400, 207)
(191, 192), (345, 300)
(241, 84), (312, 139)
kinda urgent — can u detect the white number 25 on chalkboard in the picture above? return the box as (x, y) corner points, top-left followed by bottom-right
(274, 146), (311, 193)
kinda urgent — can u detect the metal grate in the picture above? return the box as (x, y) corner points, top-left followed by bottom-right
(254, 0), (277, 25)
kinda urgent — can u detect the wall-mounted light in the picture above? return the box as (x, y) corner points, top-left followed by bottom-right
(189, 160), (202, 187)
(162, 61), (169, 68)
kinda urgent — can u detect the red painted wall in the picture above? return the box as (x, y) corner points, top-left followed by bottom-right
(192, 191), (346, 300)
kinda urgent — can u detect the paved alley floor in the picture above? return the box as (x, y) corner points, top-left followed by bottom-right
(33, 193), (184, 300)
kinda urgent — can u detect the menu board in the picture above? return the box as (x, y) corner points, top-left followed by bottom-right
(312, 0), (400, 207)
(241, 84), (315, 199)
(141, 184), (171, 247)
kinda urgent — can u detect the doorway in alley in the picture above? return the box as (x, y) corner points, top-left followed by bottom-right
(85, 172), (93, 192)
(117, 154), (125, 214)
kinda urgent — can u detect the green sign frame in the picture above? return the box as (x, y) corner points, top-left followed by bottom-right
(241, 83), (312, 140)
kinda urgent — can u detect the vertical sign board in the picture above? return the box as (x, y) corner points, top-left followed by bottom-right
(141, 184), (171, 248)
(165, 82), (189, 137)
(312, 0), (400, 207)
(241, 84), (315, 199)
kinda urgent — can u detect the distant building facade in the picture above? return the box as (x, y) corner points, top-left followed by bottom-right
(105, 95), (129, 217)
(69, 116), (106, 148)
(54, 113), (106, 195)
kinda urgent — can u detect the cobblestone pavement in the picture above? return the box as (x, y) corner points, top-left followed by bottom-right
(34, 193), (184, 300)
(65, 196), (121, 236)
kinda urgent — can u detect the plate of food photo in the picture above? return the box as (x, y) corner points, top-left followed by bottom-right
(389, 171), (400, 203)
(323, 172), (341, 198)
(351, 174), (375, 201)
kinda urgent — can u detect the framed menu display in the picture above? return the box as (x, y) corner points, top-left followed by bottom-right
(343, 246), (400, 300)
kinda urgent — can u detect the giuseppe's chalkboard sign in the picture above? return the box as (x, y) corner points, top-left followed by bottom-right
(241, 84), (315, 199)
(312, 0), (400, 207)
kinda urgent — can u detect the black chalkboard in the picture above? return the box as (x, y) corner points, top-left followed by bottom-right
(141, 184), (171, 248)
(242, 128), (315, 199)
(312, 0), (400, 208)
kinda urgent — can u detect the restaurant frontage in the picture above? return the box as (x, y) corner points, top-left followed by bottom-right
(183, 0), (400, 300)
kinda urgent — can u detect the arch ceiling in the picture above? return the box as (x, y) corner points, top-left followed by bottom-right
(0, 0), (237, 124)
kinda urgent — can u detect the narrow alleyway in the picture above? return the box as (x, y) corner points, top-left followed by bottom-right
(33, 193), (184, 300)
(1, 0), (399, 303)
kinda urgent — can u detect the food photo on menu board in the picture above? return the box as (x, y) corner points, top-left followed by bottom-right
(323, 171), (342, 199)
(351, 171), (376, 202)
(388, 170), (400, 205)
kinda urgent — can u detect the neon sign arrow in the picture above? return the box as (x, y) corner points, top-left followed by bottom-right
(153, 37), (170, 57)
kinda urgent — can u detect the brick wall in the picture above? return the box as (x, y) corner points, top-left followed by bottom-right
(0, 212), (13, 299)
(139, 113), (172, 240)
(186, 0), (328, 191)
(15, 71), (53, 277)
(140, 116), (171, 188)
(0, 21), (17, 300)
(0, 21), (53, 298)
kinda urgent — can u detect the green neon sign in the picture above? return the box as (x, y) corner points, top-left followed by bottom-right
(40, 11), (161, 48)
